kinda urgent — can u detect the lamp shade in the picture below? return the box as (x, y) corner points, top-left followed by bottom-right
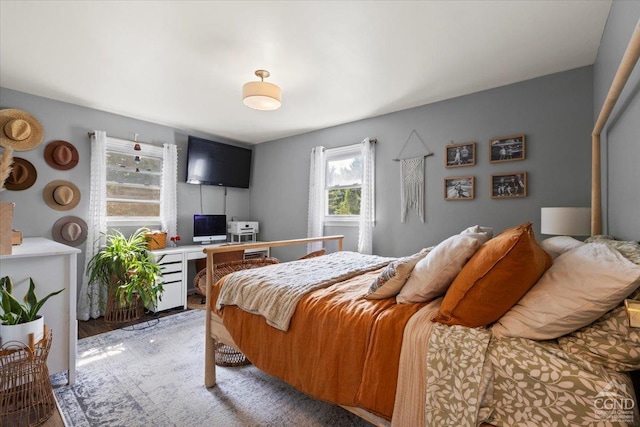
(540, 207), (591, 236)
(242, 81), (282, 110)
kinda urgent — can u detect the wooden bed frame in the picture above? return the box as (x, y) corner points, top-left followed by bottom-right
(201, 18), (640, 426)
(202, 235), (391, 427)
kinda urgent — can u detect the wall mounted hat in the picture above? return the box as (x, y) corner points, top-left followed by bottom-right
(0, 109), (44, 151)
(43, 179), (81, 211)
(52, 216), (87, 246)
(44, 140), (79, 170)
(4, 157), (37, 191)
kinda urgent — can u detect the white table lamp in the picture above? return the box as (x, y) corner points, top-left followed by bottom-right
(540, 207), (591, 236)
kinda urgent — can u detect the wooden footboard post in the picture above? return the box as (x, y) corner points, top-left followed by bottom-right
(204, 251), (217, 387)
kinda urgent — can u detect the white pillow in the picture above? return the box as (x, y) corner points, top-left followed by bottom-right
(396, 226), (491, 304)
(492, 243), (640, 340)
(540, 236), (585, 259)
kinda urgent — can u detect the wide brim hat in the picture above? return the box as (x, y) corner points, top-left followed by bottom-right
(43, 179), (81, 211)
(4, 157), (37, 191)
(52, 216), (87, 246)
(45, 140), (79, 170)
(0, 109), (44, 151)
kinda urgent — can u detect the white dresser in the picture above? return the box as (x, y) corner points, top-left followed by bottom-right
(0, 238), (80, 384)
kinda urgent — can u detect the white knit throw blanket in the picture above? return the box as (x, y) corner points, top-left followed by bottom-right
(401, 156), (425, 223)
(216, 251), (393, 331)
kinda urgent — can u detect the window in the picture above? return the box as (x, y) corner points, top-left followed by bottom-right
(105, 139), (164, 225)
(324, 144), (363, 223)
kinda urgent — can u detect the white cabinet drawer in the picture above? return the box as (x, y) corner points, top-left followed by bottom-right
(158, 253), (182, 264)
(155, 280), (184, 312)
(160, 271), (182, 284)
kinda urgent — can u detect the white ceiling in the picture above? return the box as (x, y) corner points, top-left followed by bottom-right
(0, 1), (611, 144)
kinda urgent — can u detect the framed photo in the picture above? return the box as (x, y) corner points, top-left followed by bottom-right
(491, 172), (527, 199)
(445, 142), (476, 168)
(489, 134), (525, 163)
(444, 176), (475, 200)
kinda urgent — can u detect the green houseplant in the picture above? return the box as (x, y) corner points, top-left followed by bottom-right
(0, 276), (64, 345)
(86, 228), (164, 323)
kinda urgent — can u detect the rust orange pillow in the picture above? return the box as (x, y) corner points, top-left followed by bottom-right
(433, 222), (552, 327)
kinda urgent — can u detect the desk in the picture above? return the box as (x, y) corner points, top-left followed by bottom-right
(0, 238), (80, 384)
(150, 243), (269, 311)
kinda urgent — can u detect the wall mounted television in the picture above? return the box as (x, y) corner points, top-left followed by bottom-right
(193, 214), (227, 244)
(185, 136), (252, 188)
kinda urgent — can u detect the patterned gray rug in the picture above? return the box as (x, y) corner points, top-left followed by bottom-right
(52, 310), (372, 426)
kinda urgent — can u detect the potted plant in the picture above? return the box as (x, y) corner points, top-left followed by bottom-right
(0, 276), (64, 345)
(86, 227), (164, 323)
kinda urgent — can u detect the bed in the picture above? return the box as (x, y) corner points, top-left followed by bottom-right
(204, 229), (640, 426)
(203, 18), (640, 426)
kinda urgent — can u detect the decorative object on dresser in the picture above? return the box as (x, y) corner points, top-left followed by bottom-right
(489, 134), (525, 162)
(0, 276), (63, 346)
(0, 202), (14, 255)
(86, 228), (164, 323)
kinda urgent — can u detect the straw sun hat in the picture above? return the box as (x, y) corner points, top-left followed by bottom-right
(43, 180), (81, 211)
(52, 216), (88, 246)
(4, 157), (37, 191)
(0, 109), (44, 151)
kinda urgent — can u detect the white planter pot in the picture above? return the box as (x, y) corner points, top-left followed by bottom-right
(0, 316), (44, 347)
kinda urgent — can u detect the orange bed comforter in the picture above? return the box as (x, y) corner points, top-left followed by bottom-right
(210, 268), (427, 420)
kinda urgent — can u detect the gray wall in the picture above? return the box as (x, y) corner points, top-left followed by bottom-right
(0, 87), (252, 289)
(251, 67), (594, 259)
(593, 1), (640, 241)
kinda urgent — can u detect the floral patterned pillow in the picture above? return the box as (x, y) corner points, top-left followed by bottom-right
(558, 235), (640, 372)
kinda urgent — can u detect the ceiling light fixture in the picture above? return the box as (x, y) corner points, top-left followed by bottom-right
(242, 69), (281, 111)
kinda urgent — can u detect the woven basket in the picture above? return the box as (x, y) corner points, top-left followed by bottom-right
(215, 342), (251, 367)
(194, 257), (280, 297)
(144, 232), (167, 250)
(195, 257), (280, 366)
(104, 291), (144, 324)
(0, 330), (56, 427)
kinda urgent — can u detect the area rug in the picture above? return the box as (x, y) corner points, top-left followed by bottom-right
(52, 310), (372, 426)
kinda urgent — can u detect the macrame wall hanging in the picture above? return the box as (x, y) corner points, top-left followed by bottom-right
(393, 130), (433, 223)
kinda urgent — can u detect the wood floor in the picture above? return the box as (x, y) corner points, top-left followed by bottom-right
(78, 294), (203, 339)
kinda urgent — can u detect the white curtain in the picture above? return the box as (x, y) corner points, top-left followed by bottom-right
(307, 146), (325, 253)
(160, 143), (178, 238)
(78, 131), (108, 321)
(358, 138), (375, 254)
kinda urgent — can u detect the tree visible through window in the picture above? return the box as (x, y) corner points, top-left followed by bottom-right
(325, 146), (362, 218)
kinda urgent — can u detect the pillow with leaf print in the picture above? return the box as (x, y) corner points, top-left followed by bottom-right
(558, 288), (640, 372)
(364, 248), (432, 299)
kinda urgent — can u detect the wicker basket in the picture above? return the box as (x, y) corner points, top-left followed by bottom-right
(104, 291), (144, 324)
(144, 232), (167, 250)
(195, 257), (280, 366)
(0, 329), (56, 427)
(194, 257), (280, 297)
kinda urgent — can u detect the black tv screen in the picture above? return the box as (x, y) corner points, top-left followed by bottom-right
(185, 136), (252, 188)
